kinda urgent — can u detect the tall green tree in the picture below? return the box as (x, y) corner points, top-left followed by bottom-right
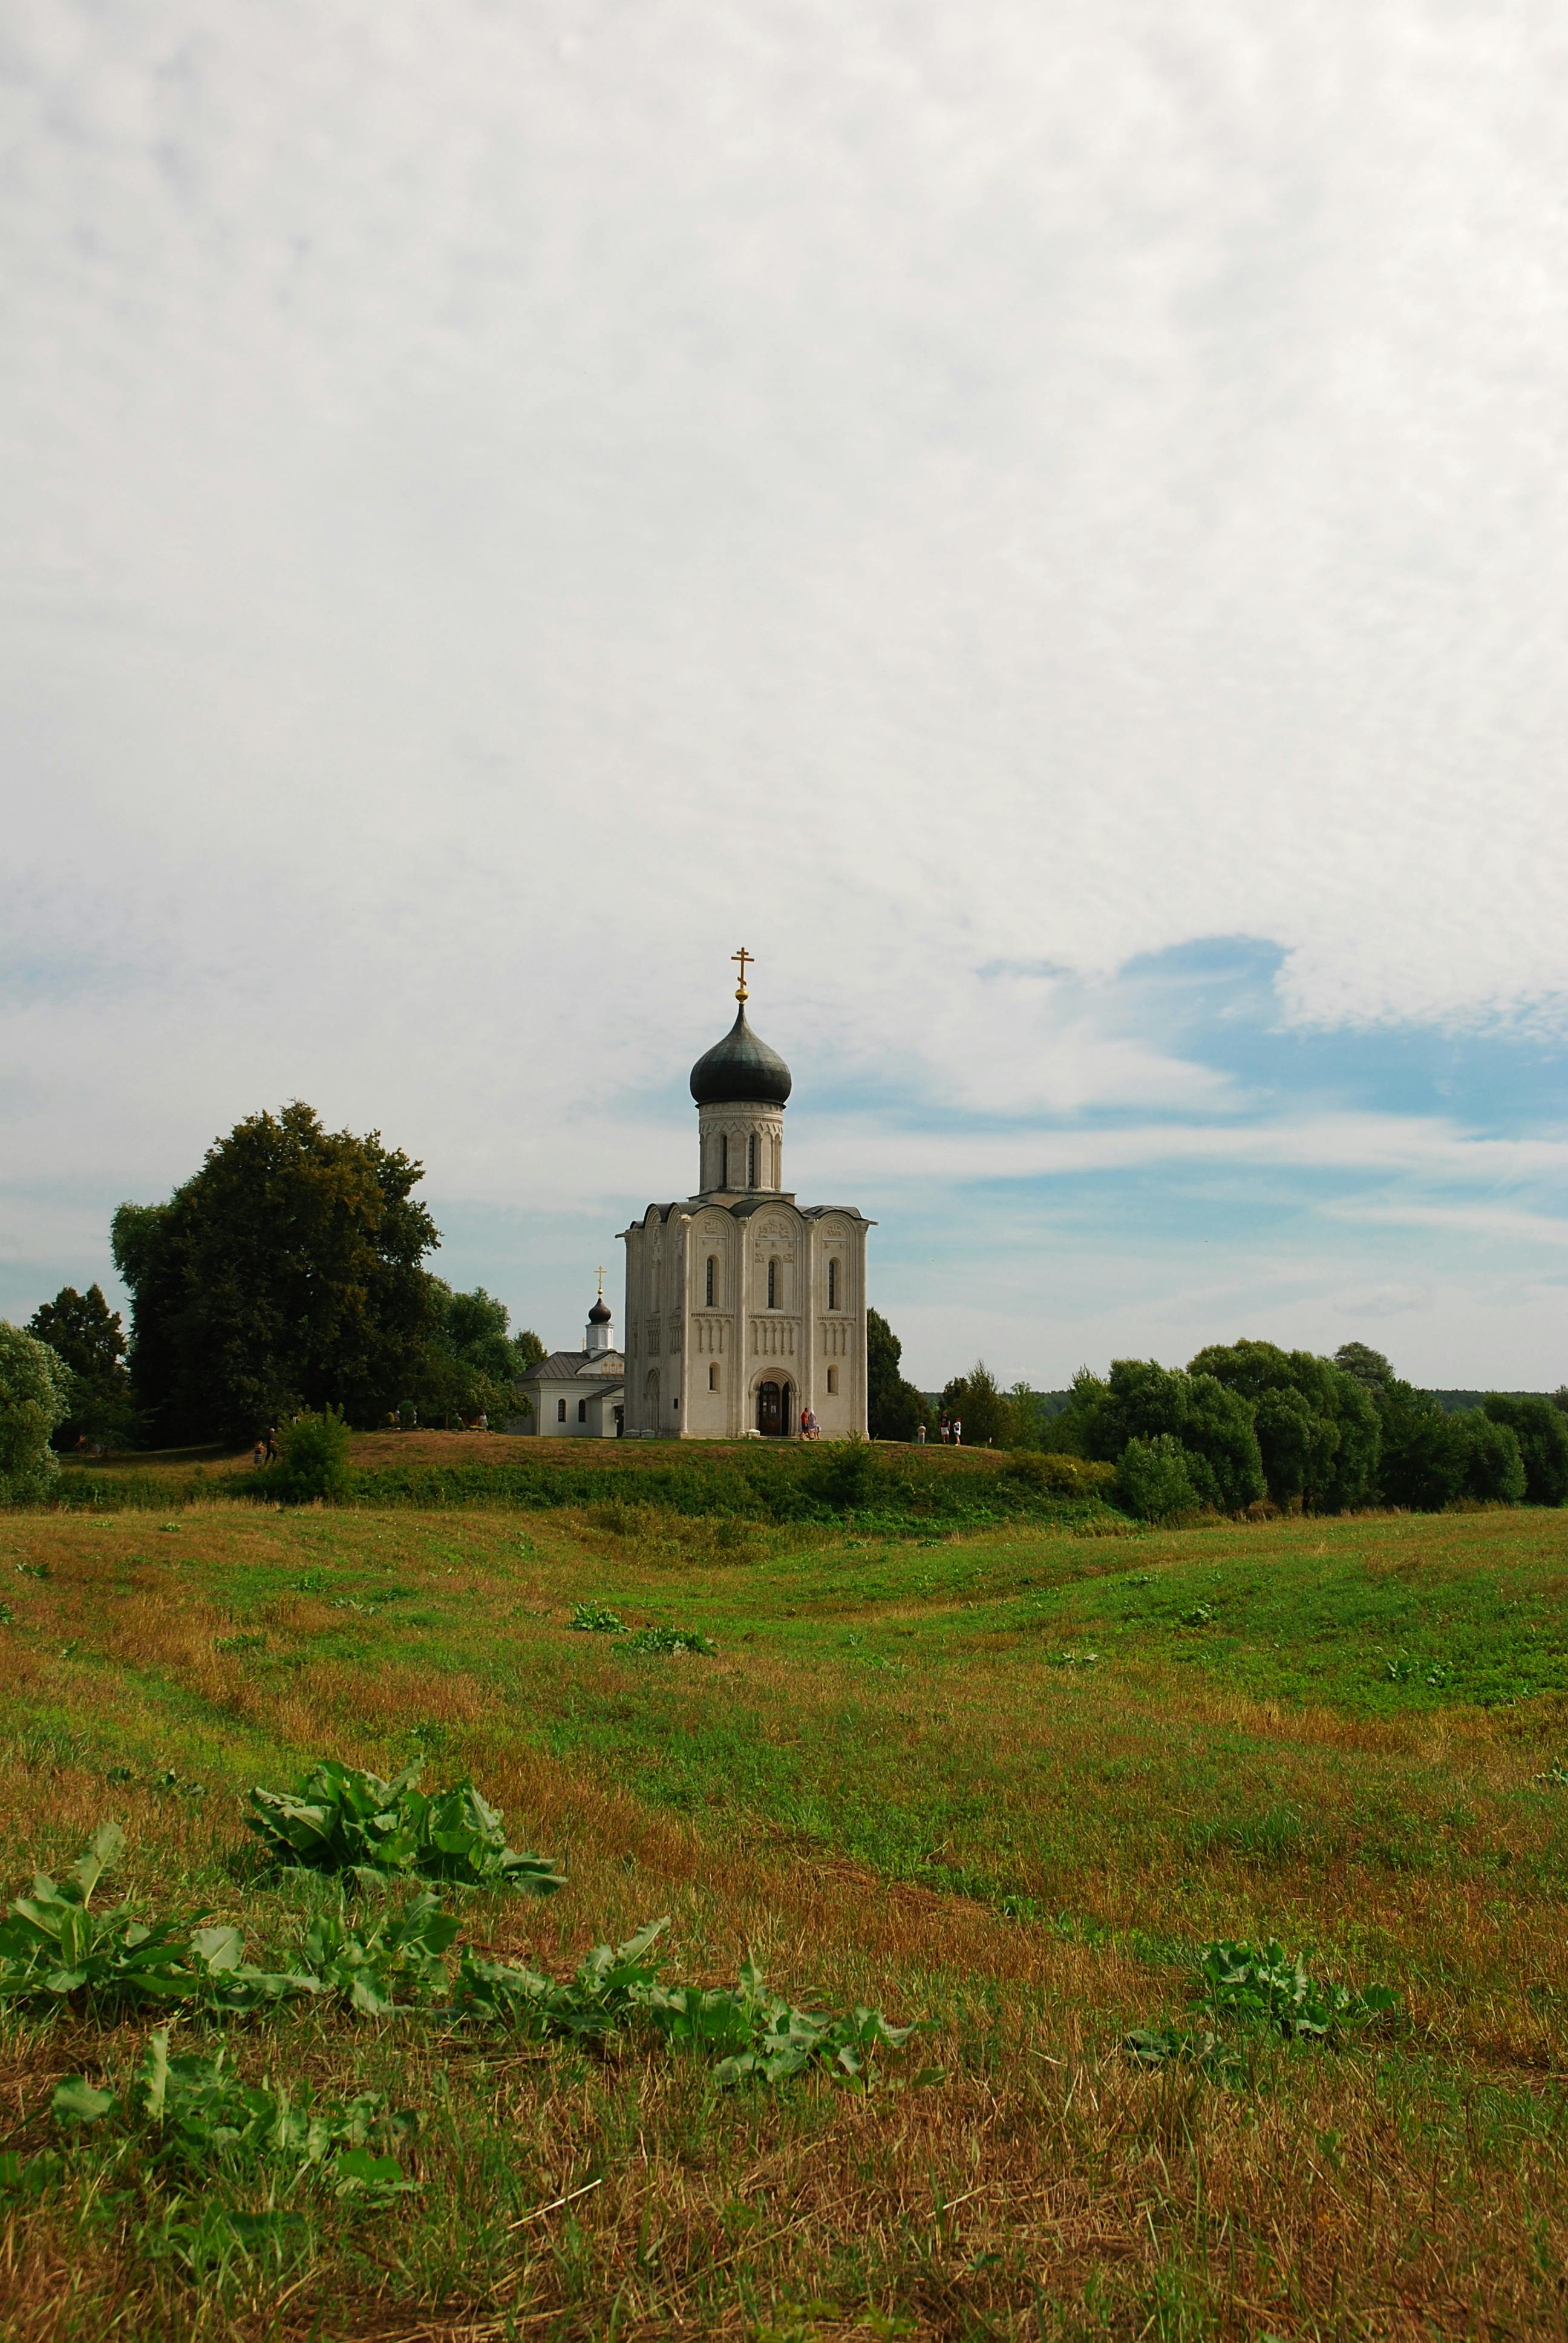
(414, 1282), (542, 1426)
(112, 1103), (440, 1444)
(1333, 1345), (1533, 1510)
(1481, 1394), (1568, 1506)
(940, 1360), (1015, 1447)
(26, 1284), (137, 1449)
(1070, 1359), (1266, 1513)
(1186, 1338), (1380, 1512)
(867, 1308), (932, 1441)
(0, 1324), (72, 1505)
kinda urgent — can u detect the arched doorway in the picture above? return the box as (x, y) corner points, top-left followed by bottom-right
(756, 1379), (795, 1438)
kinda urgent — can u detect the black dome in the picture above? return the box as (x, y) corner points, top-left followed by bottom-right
(689, 1006), (792, 1108)
(588, 1297), (612, 1325)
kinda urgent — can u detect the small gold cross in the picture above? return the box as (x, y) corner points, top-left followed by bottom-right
(731, 946), (753, 1002)
(595, 1265), (606, 1300)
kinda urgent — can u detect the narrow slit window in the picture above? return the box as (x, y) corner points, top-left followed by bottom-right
(747, 1132), (757, 1187)
(709, 1362), (719, 1391)
(827, 1365), (838, 1395)
(705, 1254), (716, 1307)
(828, 1258), (838, 1309)
(767, 1259), (777, 1309)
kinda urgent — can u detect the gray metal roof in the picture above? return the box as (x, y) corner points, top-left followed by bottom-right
(521, 1350), (626, 1381)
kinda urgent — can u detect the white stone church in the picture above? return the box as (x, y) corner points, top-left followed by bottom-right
(518, 960), (872, 1440)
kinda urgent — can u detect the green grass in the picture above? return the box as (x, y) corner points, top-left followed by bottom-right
(2, 1495), (1568, 2335)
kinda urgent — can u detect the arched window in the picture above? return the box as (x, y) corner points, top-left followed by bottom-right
(709, 1362), (719, 1391)
(577, 1398), (587, 1423)
(747, 1132), (757, 1187)
(719, 1133), (728, 1188)
(767, 1259), (777, 1309)
(557, 1398), (567, 1423)
(827, 1365), (838, 1394)
(827, 1258), (838, 1309)
(705, 1254), (716, 1307)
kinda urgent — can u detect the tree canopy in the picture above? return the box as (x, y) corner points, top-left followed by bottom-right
(111, 1102), (440, 1443)
(1067, 1359), (1267, 1513)
(0, 1324), (72, 1504)
(867, 1309), (932, 1441)
(26, 1283), (136, 1449)
(1186, 1338), (1380, 1512)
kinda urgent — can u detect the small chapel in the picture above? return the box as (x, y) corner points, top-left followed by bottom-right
(619, 952), (873, 1439)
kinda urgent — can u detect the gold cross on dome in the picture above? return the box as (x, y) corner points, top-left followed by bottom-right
(595, 1265), (606, 1300)
(731, 946), (753, 1002)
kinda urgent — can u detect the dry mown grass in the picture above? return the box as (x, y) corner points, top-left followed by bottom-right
(0, 1502), (1566, 2336)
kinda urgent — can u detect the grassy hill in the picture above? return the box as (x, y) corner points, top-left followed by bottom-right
(1, 1493), (1567, 2335)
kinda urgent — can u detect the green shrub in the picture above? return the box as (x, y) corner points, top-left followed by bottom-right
(1003, 1452), (1116, 1498)
(51, 2028), (417, 2209)
(274, 1406), (353, 1504)
(245, 1759), (564, 1892)
(0, 1324), (72, 1507)
(805, 1436), (877, 1511)
(1113, 1434), (1201, 1523)
(570, 1602), (626, 1634)
(619, 1625), (717, 1656)
(1125, 1936), (1401, 2067)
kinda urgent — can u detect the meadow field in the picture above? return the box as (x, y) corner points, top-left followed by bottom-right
(2, 1463), (1568, 2339)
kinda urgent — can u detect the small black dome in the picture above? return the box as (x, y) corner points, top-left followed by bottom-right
(588, 1296), (612, 1325)
(689, 1007), (792, 1108)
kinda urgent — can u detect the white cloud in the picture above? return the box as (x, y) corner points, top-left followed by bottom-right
(3, 0), (1567, 1375)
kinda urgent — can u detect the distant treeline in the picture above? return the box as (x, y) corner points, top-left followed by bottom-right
(990, 1343), (1567, 1521)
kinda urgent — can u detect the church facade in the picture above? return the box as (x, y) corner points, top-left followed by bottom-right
(619, 960), (872, 1440)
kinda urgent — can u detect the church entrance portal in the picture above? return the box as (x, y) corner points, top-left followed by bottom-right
(756, 1379), (794, 1438)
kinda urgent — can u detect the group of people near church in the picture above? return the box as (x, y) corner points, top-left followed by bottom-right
(799, 1405), (821, 1439)
(938, 1415), (963, 1444)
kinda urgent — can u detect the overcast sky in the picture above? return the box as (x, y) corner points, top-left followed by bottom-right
(4, 0), (1566, 1390)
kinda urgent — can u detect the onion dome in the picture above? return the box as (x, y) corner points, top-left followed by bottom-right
(689, 1006), (792, 1108)
(588, 1296), (612, 1326)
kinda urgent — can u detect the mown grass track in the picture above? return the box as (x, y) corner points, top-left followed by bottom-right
(2, 1484), (1568, 2339)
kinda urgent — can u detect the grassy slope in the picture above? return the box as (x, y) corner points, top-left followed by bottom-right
(2, 1499), (1568, 2336)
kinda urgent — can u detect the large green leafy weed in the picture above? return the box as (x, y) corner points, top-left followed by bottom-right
(245, 1760), (564, 1893)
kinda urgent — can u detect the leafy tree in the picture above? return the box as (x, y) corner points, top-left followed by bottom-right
(1187, 1339), (1379, 1512)
(26, 1285), (137, 1449)
(1374, 1385), (1466, 1510)
(1452, 1411), (1526, 1506)
(111, 1103), (440, 1445)
(1071, 1360), (1266, 1513)
(0, 1324), (73, 1505)
(1113, 1434), (1201, 1522)
(867, 1309), (932, 1441)
(413, 1282), (535, 1427)
(1335, 1346), (1541, 1511)
(1332, 1342), (1398, 1403)
(512, 1328), (547, 1372)
(940, 1361), (1015, 1447)
(1481, 1395), (1568, 1507)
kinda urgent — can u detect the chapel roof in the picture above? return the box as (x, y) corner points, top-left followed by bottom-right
(522, 1349), (626, 1381)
